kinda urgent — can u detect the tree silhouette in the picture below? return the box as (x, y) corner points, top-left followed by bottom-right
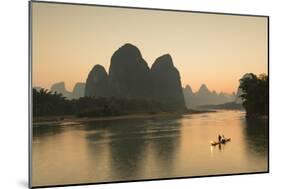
(33, 88), (184, 118)
(33, 88), (71, 116)
(239, 73), (268, 117)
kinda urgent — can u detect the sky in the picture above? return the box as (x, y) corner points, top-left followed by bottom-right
(32, 2), (268, 94)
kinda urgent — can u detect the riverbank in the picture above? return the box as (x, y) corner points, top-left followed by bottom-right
(33, 109), (216, 126)
(246, 114), (269, 119)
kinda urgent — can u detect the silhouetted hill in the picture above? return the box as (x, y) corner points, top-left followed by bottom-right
(185, 85), (194, 95)
(85, 43), (186, 112)
(197, 84), (211, 96)
(182, 85), (196, 108)
(151, 54), (186, 110)
(108, 43), (151, 99)
(72, 82), (85, 99)
(85, 65), (109, 97)
(50, 82), (72, 99)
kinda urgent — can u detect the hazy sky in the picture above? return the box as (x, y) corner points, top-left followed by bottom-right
(32, 2), (268, 93)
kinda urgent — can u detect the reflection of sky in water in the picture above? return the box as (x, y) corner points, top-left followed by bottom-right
(32, 110), (268, 187)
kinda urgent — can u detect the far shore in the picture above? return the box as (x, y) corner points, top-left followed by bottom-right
(33, 109), (216, 126)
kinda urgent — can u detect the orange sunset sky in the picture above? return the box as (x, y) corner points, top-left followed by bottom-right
(32, 2), (268, 94)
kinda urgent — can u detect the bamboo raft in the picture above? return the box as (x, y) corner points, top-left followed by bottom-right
(210, 138), (231, 146)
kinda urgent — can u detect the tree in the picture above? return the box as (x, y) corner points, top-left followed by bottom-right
(239, 73), (268, 117)
(33, 88), (71, 116)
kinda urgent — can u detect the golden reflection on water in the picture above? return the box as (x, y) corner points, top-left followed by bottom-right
(32, 110), (268, 187)
(210, 145), (214, 157)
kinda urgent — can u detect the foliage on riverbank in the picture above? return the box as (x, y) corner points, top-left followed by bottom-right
(239, 73), (268, 117)
(33, 88), (187, 117)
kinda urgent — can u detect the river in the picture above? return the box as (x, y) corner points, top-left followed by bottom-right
(32, 110), (268, 187)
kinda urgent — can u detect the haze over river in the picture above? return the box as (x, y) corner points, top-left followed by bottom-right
(32, 110), (268, 187)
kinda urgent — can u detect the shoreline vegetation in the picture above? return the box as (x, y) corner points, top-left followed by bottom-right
(33, 87), (217, 126)
(33, 109), (216, 125)
(238, 73), (268, 118)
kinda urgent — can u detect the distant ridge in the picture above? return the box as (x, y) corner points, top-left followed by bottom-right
(50, 82), (72, 99)
(72, 83), (85, 99)
(183, 84), (236, 108)
(49, 82), (85, 99)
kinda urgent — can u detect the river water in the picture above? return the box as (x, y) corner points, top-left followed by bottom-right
(32, 110), (268, 187)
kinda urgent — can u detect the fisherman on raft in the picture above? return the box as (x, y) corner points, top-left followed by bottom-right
(218, 134), (226, 143)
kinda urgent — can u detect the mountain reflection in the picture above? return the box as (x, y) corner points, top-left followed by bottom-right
(83, 117), (182, 180)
